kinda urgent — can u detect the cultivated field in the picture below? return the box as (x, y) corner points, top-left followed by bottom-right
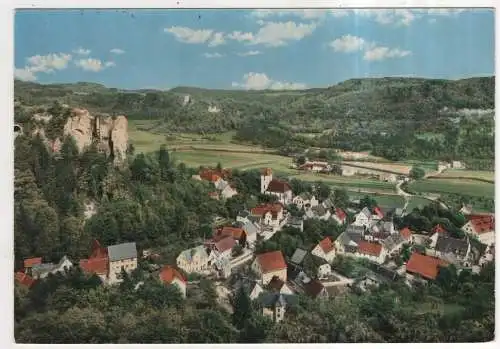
(433, 169), (495, 182)
(408, 178), (494, 198)
(342, 161), (411, 175)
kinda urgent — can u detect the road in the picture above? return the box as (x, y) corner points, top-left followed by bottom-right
(322, 270), (354, 287)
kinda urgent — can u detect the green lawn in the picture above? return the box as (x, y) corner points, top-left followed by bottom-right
(406, 197), (434, 211)
(436, 169), (495, 182)
(408, 179), (495, 198)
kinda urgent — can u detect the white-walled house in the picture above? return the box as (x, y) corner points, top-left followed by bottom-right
(462, 214), (495, 246)
(332, 208), (347, 225)
(252, 251), (288, 284)
(261, 168), (293, 205)
(317, 263), (332, 279)
(354, 241), (387, 265)
(311, 237), (336, 263)
(159, 265), (187, 298)
(354, 207), (372, 227)
(31, 256), (73, 280)
(107, 242), (138, 284)
(176, 245), (212, 274)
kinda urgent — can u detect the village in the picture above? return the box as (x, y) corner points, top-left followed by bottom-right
(15, 165), (495, 324)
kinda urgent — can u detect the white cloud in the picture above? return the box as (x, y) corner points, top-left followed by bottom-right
(208, 32), (226, 47)
(330, 35), (411, 61)
(363, 46), (411, 61)
(14, 67), (37, 81)
(110, 48), (125, 54)
(26, 53), (72, 73)
(232, 72), (306, 90)
(73, 47), (91, 55)
(329, 35), (366, 52)
(75, 58), (115, 72)
(164, 26), (214, 44)
(202, 52), (224, 59)
(353, 9), (416, 26)
(237, 50), (262, 56)
(228, 21), (317, 47)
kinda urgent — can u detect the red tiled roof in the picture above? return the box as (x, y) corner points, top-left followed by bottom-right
(373, 206), (384, 218)
(318, 237), (335, 254)
(261, 168), (273, 176)
(90, 239), (108, 259)
(256, 251), (287, 273)
(24, 257), (42, 268)
(15, 272), (35, 288)
(406, 252), (448, 280)
(215, 236), (236, 253)
(79, 257), (108, 276)
(335, 208), (346, 221)
(221, 226), (245, 240)
(357, 241), (383, 257)
(466, 214), (495, 234)
(266, 179), (292, 193)
(251, 203), (284, 217)
(159, 265), (186, 284)
(400, 227), (412, 240)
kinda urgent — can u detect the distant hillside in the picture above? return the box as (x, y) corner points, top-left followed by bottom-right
(14, 76), (494, 134)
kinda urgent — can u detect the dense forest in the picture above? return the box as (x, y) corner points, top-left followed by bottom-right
(14, 120), (495, 342)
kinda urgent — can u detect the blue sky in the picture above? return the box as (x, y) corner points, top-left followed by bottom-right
(14, 8), (494, 90)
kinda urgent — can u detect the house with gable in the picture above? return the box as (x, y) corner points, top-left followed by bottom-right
(405, 252), (448, 281)
(159, 265), (187, 298)
(399, 227), (414, 244)
(355, 241), (387, 264)
(176, 245), (213, 274)
(258, 293), (297, 323)
(79, 239), (109, 282)
(23, 257), (42, 275)
(252, 250), (287, 284)
(251, 202), (285, 228)
(332, 207), (347, 225)
(431, 236), (471, 266)
(233, 220), (260, 247)
(381, 232), (406, 256)
(311, 237), (336, 263)
(232, 278), (265, 300)
(290, 248), (308, 267)
(353, 207), (373, 227)
(462, 214), (495, 246)
(334, 225), (365, 254)
(260, 168), (293, 205)
(107, 242), (138, 284)
(31, 256), (73, 280)
(213, 235), (237, 259)
(292, 193), (319, 210)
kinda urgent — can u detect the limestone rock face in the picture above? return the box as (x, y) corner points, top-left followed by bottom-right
(63, 108), (94, 151)
(110, 116), (128, 163)
(62, 108), (129, 163)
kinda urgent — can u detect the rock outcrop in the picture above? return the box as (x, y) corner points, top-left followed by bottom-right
(63, 108), (128, 163)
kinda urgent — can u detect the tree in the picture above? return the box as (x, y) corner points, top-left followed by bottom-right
(410, 167), (425, 180)
(231, 286), (252, 329)
(333, 189), (349, 208)
(296, 156), (306, 166)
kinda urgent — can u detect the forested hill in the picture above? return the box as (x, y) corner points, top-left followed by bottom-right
(14, 76), (494, 134)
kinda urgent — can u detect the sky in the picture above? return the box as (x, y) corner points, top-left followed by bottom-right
(14, 8), (495, 90)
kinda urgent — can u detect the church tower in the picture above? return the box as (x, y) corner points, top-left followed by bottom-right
(260, 168), (273, 193)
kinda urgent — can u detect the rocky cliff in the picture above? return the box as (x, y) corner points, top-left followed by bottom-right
(63, 108), (128, 163)
(29, 107), (128, 163)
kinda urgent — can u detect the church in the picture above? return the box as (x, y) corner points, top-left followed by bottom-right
(260, 168), (293, 205)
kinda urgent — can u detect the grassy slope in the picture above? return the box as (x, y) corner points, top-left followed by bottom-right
(408, 178), (494, 198)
